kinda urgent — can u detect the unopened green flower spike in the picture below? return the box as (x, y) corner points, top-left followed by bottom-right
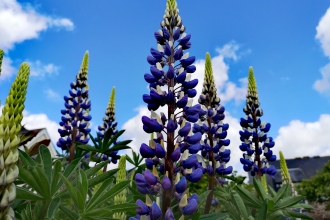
(280, 151), (296, 196)
(113, 155), (127, 220)
(0, 49), (4, 75)
(0, 62), (30, 219)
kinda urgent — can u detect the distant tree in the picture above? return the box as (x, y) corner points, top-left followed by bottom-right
(296, 159), (330, 209)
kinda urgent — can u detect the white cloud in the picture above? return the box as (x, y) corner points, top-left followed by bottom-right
(44, 88), (61, 102)
(0, 0), (74, 51)
(316, 7), (330, 58)
(29, 60), (60, 77)
(274, 114), (330, 158)
(313, 63), (330, 94)
(192, 42), (248, 105)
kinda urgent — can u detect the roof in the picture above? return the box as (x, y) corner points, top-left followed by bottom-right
(248, 155), (330, 191)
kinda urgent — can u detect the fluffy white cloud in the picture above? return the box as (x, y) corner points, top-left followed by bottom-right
(29, 60), (60, 77)
(192, 42), (248, 105)
(274, 114), (330, 158)
(44, 88), (61, 102)
(313, 63), (330, 94)
(316, 7), (330, 58)
(0, 0), (74, 51)
(314, 7), (330, 94)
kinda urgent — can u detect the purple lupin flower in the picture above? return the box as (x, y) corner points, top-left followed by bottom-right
(136, 0), (202, 218)
(239, 67), (276, 178)
(56, 51), (92, 163)
(196, 53), (233, 213)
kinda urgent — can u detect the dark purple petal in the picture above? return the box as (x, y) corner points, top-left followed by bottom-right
(171, 147), (181, 162)
(186, 132), (202, 145)
(174, 47), (183, 60)
(180, 56), (195, 67)
(183, 199), (198, 215)
(147, 56), (158, 65)
(176, 71), (187, 83)
(144, 169), (158, 185)
(154, 31), (164, 41)
(188, 143), (202, 154)
(150, 90), (163, 101)
(186, 113), (199, 123)
(186, 89), (197, 98)
(143, 94), (154, 104)
(185, 65), (196, 73)
(179, 34), (191, 45)
(150, 66), (164, 79)
(135, 173), (149, 188)
(136, 199), (150, 215)
(166, 90), (175, 104)
(150, 48), (163, 60)
(167, 65), (175, 79)
(183, 154), (198, 169)
(179, 122), (191, 137)
(155, 143), (166, 158)
(182, 79), (198, 89)
(162, 175), (172, 191)
(140, 143), (155, 158)
(144, 73), (157, 83)
(177, 95), (188, 108)
(164, 42), (172, 56)
(166, 118), (177, 133)
(187, 168), (203, 182)
(151, 202), (162, 219)
(173, 27), (181, 41)
(185, 104), (201, 115)
(175, 176), (187, 193)
(145, 158), (154, 169)
(162, 28), (170, 39)
(165, 208), (174, 220)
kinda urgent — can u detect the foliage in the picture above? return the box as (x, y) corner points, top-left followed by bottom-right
(296, 159), (330, 205)
(214, 178), (313, 220)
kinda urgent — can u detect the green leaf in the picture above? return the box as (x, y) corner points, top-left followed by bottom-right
(54, 158), (80, 193)
(255, 200), (267, 220)
(198, 213), (229, 220)
(267, 199), (275, 210)
(87, 180), (130, 211)
(105, 144), (131, 153)
(267, 210), (284, 220)
(105, 129), (125, 149)
(290, 203), (313, 210)
(77, 144), (101, 153)
(273, 184), (289, 204)
(50, 160), (62, 195)
(282, 210), (313, 220)
(19, 149), (37, 166)
(231, 190), (249, 219)
(82, 203), (137, 217)
(235, 185), (261, 207)
(85, 161), (109, 177)
(218, 198), (240, 220)
(126, 154), (135, 165)
(59, 173), (80, 210)
(253, 178), (267, 201)
(16, 187), (44, 201)
(35, 166), (51, 199)
(47, 198), (61, 219)
(59, 205), (79, 220)
(274, 196), (304, 210)
(18, 166), (45, 197)
(88, 168), (119, 188)
(197, 190), (211, 209)
(116, 140), (132, 146)
(76, 170), (88, 211)
(87, 178), (113, 209)
(39, 145), (52, 183)
(268, 185), (277, 197)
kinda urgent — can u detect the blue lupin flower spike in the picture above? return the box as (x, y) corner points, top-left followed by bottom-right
(136, 0), (202, 218)
(239, 66), (276, 178)
(197, 52), (233, 214)
(57, 51), (92, 163)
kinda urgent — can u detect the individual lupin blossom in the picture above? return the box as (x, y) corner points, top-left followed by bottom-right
(197, 53), (233, 214)
(138, 0), (201, 218)
(0, 62), (30, 219)
(0, 49), (3, 75)
(56, 51), (92, 163)
(279, 151), (296, 196)
(97, 87), (119, 164)
(113, 155), (127, 220)
(239, 67), (276, 178)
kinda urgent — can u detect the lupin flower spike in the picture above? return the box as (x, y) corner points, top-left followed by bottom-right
(96, 86), (119, 164)
(279, 151), (296, 196)
(137, 0), (203, 218)
(113, 155), (127, 219)
(57, 51), (92, 163)
(197, 53), (233, 214)
(0, 62), (30, 219)
(239, 67), (276, 178)
(0, 49), (3, 75)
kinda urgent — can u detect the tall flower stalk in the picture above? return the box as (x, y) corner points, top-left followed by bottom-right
(0, 62), (30, 219)
(197, 53), (233, 214)
(239, 67), (277, 178)
(97, 86), (119, 169)
(113, 155), (127, 220)
(57, 51), (92, 163)
(279, 151), (295, 196)
(0, 49), (3, 75)
(136, 0), (204, 218)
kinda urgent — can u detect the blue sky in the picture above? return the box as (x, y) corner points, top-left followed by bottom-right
(1, 0), (330, 173)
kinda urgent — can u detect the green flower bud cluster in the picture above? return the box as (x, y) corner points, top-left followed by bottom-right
(198, 52), (220, 107)
(113, 155), (127, 220)
(0, 49), (3, 75)
(279, 151), (296, 196)
(0, 63), (30, 219)
(246, 67), (260, 107)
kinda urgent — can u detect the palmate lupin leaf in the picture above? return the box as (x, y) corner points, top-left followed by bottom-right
(0, 62), (30, 219)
